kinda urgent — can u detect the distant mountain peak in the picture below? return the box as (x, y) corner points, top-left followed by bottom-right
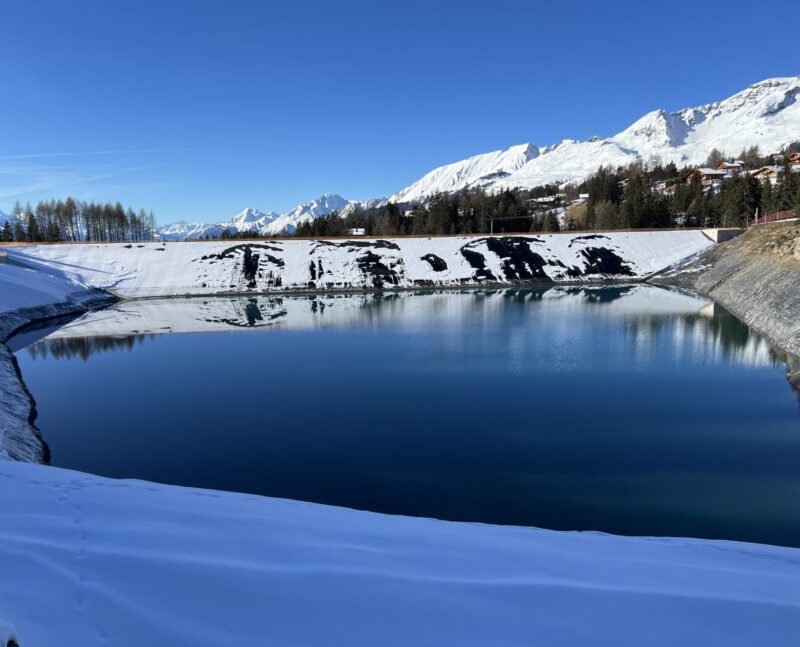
(158, 195), (353, 240)
(157, 76), (800, 239)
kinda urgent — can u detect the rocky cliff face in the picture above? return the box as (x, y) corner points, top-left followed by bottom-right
(656, 221), (800, 385)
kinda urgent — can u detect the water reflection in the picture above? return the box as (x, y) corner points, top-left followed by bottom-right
(26, 335), (156, 361)
(28, 285), (790, 373)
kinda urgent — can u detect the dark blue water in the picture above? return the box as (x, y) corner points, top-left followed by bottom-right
(14, 286), (800, 546)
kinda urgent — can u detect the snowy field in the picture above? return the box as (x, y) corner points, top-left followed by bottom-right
(2, 459), (800, 647)
(7, 230), (713, 297)
(3, 236), (800, 645)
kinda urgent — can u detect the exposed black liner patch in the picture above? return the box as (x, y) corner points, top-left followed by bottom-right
(242, 247), (260, 288)
(313, 239), (400, 251)
(356, 251), (402, 289)
(201, 243), (284, 260)
(568, 234), (610, 248)
(421, 254), (447, 272)
(484, 237), (550, 281)
(566, 247), (635, 277)
(460, 248), (495, 281)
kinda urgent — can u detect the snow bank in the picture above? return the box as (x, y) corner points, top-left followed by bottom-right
(2, 459), (799, 647)
(9, 231), (713, 298)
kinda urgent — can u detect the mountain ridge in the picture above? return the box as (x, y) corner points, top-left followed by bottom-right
(159, 76), (800, 239)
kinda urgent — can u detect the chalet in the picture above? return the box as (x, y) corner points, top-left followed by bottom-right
(530, 196), (558, 205)
(788, 153), (800, 166)
(714, 161), (744, 177)
(751, 165), (783, 185)
(348, 228), (366, 236)
(685, 168), (727, 185)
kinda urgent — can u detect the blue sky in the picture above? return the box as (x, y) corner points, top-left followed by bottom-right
(1, 0), (798, 223)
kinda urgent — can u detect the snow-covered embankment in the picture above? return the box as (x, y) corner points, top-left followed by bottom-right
(8, 230), (714, 297)
(0, 261), (110, 462)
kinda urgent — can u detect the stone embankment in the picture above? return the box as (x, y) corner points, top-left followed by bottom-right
(655, 220), (800, 386)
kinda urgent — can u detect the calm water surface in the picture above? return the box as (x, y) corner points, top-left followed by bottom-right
(14, 286), (800, 546)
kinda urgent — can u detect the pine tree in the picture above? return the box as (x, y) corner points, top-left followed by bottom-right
(705, 148), (726, 167)
(542, 212), (560, 232)
(26, 210), (40, 242)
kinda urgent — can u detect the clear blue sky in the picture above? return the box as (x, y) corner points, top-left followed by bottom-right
(1, 0), (798, 223)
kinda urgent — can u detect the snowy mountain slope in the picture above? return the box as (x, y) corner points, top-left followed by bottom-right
(261, 192), (350, 235)
(388, 143), (539, 204)
(9, 230), (713, 297)
(157, 207), (280, 240)
(158, 195), (349, 240)
(391, 76), (800, 200)
(155, 77), (799, 236)
(2, 458), (800, 646)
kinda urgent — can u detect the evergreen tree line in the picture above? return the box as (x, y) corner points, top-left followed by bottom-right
(1, 198), (157, 243)
(296, 143), (800, 237)
(582, 154), (800, 230)
(295, 186), (564, 238)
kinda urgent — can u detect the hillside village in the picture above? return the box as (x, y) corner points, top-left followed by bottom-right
(685, 151), (800, 189)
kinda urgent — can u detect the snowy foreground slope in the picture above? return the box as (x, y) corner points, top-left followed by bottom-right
(8, 230), (713, 297)
(2, 459), (800, 647)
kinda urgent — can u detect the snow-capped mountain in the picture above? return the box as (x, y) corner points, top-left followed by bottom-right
(388, 76), (800, 202)
(158, 77), (800, 238)
(158, 196), (348, 240)
(259, 193), (350, 235)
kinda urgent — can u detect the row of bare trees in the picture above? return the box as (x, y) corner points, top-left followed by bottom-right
(1, 197), (157, 243)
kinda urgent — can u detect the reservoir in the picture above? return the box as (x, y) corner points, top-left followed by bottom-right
(13, 285), (800, 547)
